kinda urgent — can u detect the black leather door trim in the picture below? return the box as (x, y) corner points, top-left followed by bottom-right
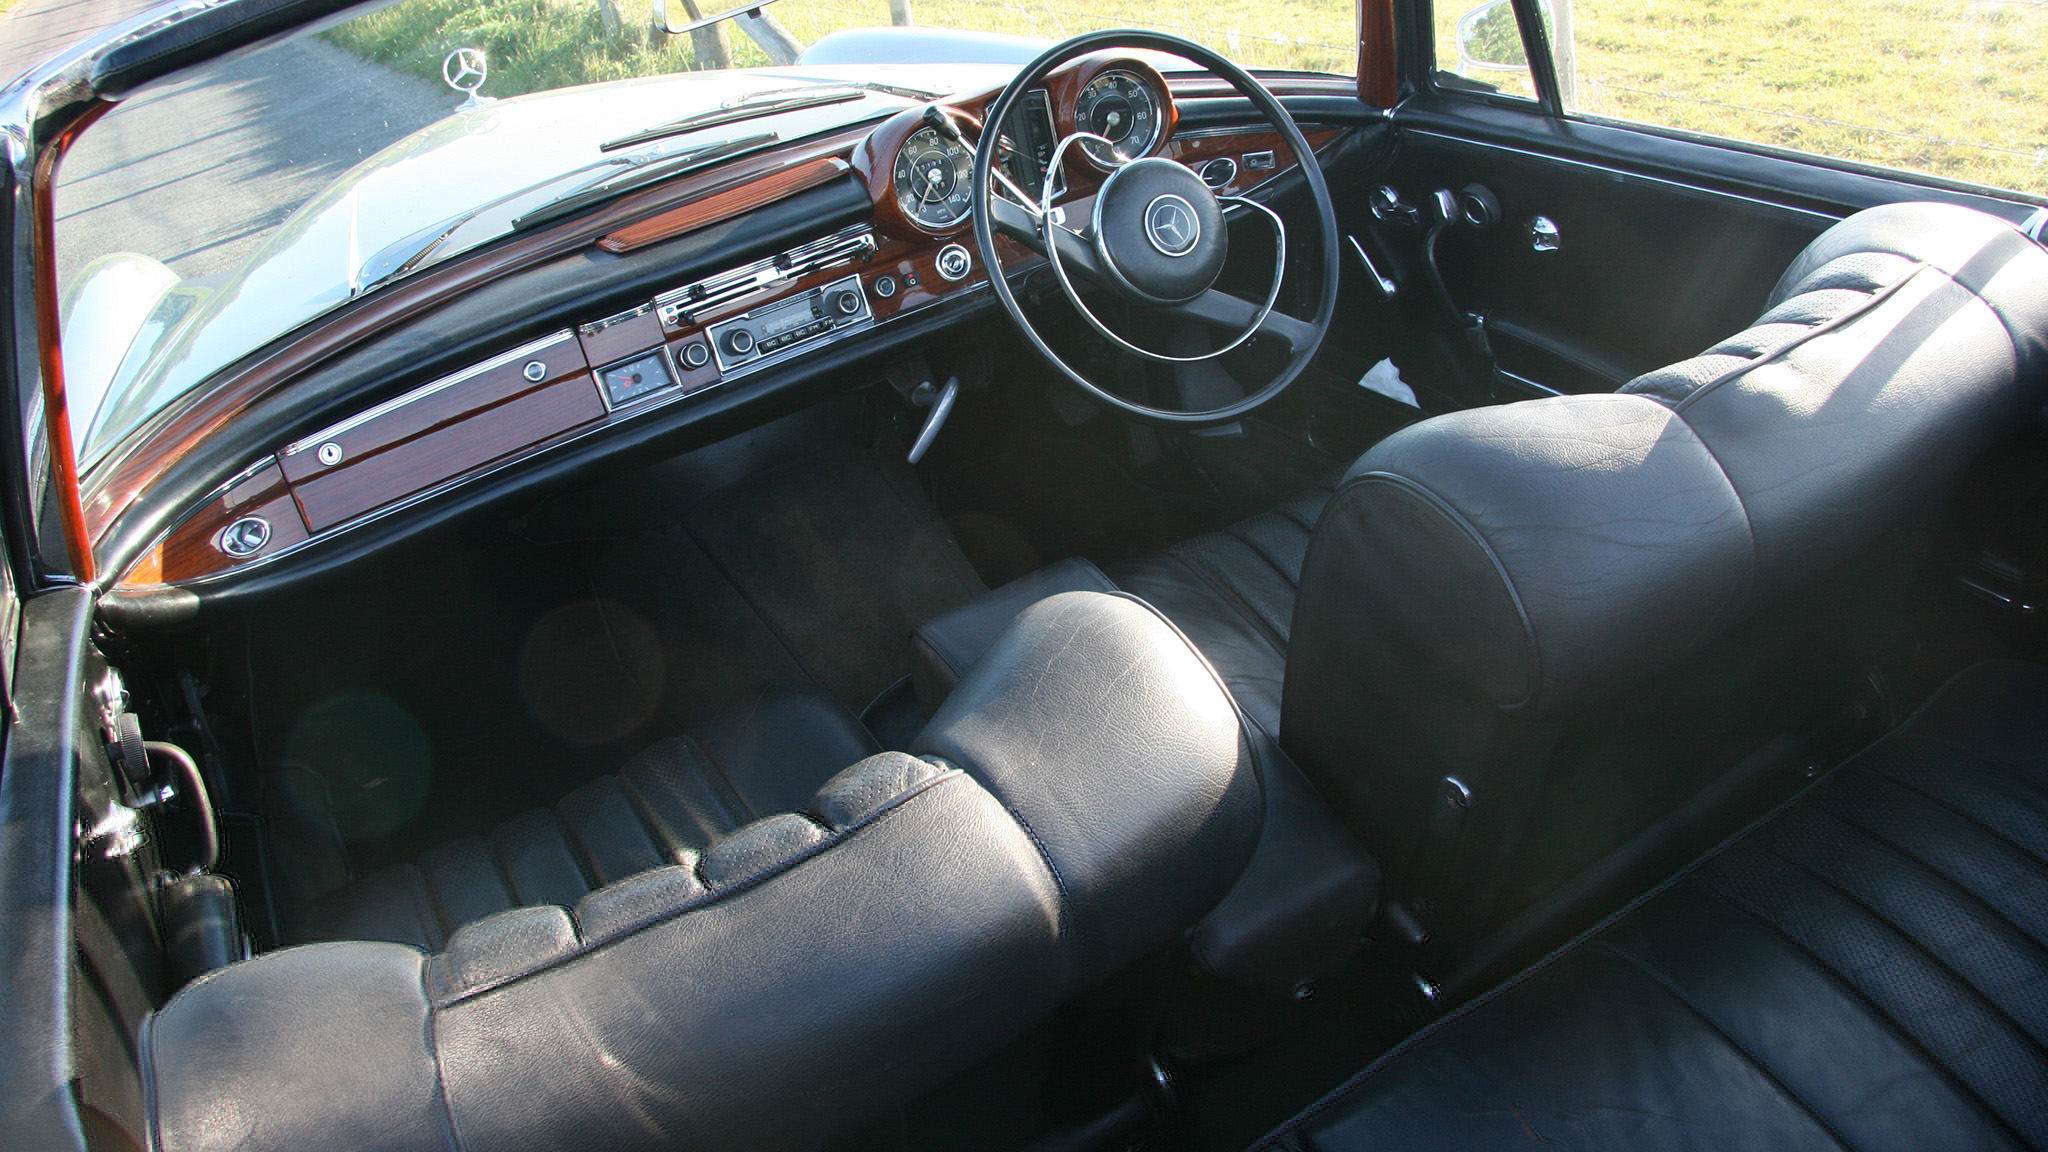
(1404, 129), (1841, 227)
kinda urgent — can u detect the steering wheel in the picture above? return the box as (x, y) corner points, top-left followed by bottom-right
(970, 30), (1340, 425)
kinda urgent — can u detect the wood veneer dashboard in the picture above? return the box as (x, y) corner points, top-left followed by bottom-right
(116, 56), (1342, 588)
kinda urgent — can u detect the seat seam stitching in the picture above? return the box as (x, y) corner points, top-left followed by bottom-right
(434, 770), (968, 1005)
(1221, 521), (1312, 597)
(1671, 263), (1928, 416)
(1812, 792), (2048, 956)
(1866, 755), (2048, 871)
(1695, 875), (2033, 1146)
(542, 807), (601, 900)
(617, 770), (693, 865)
(1154, 551), (1291, 660)
(682, 732), (762, 826)
(1588, 939), (1857, 1150)
(1751, 839), (2048, 1066)
(571, 781), (670, 887)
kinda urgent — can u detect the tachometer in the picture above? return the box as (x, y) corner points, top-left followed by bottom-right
(893, 125), (974, 230)
(1075, 70), (1161, 166)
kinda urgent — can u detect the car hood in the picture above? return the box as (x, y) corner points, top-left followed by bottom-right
(81, 61), (1017, 470)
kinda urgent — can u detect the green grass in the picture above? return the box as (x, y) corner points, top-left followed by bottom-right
(325, 0), (1362, 98)
(329, 0), (2048, 195)
(1437, 0), (2048, 195)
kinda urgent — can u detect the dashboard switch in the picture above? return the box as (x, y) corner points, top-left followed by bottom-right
(678, 341), (710, 369)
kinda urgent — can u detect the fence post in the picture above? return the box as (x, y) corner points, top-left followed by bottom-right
(737, 10), (804, 63)
(676, 0), (733, 67)
(889, 0), (913, 25)
(1551, 0), (1577, 108)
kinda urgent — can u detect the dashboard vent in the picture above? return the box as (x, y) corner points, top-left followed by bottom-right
(656, 225), (878, 328)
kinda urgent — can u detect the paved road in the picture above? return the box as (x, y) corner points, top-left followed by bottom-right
(2, 0), (453, 289)
(0, 0), (157, 91)
(56, 38), (450, 287)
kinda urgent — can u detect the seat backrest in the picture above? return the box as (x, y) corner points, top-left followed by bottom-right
(1281, 202), (2048, 975)
(144, 592), (1261, 1152)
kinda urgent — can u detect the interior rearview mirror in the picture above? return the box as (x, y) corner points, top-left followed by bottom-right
(654, 0), (786, 36)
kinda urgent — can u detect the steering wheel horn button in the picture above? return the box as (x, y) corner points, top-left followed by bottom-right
(1144, 194), (1202, 257)
(1091, 156), (1228, 304)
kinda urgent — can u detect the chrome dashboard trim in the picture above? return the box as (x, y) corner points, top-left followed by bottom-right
(135, 275), (994, 587)
(654, 225), (877, 327)
(282, 330), (578, 456)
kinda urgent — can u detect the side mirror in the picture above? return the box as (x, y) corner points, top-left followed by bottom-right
(1455, 0), (1528, 71)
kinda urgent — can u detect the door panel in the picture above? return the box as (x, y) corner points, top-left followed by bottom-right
(1363, 89), (2040, 396)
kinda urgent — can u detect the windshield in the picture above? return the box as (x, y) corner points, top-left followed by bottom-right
(54, 0), (1358, 474)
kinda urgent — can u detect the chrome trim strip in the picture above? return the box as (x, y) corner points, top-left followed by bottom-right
(1402, 130), (1842, 226)
(1496, 368), (1564, 397)
(122, 452), (278, 576)
(282, 330), (575, 455)
(147, 280), (994, 586)
(654, 225), (876, 327)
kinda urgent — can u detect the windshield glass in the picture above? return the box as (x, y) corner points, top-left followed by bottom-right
(55, 0), (1358, 474)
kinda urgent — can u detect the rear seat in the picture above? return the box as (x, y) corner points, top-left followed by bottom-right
(1260, 659), (2048, 1151)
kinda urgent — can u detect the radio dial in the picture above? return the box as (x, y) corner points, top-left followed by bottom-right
(832, 289), (862, 316)
(723, 328), (756, 357)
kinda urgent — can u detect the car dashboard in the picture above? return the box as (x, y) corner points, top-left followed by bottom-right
(110, 54), (1345, 589)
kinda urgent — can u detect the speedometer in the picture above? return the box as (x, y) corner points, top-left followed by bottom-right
(893, 125), (974, 230)
(1075, 70), (1162, 166)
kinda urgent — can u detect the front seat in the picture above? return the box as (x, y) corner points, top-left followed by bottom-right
(141, 592), (1263, 1152)
(913, 201), (2048, 992)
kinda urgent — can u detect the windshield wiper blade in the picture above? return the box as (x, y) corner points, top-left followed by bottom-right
(355, 155), (636, 294)
(602, 89), (863, 152)
(513, 131), (783, 231)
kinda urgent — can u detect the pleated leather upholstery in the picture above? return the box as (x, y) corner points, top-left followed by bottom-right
(299, 680), (880, 951)
(1109, 476), (1338, 736)
(1269, 659), (2048, 1152)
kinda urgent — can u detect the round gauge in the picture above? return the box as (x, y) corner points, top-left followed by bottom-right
(1075, 70), (1162, 166)
(893, 125), (974, 231)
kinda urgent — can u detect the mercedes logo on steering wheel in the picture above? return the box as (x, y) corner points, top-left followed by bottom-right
(1144, 194), (1201, 257)
(443, 48), (493, 110)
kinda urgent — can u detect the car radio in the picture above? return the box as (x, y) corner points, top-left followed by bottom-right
(705, 273), (872, 377)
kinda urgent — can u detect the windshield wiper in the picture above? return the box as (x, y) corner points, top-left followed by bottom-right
(357, 133), (779, 296)
(602, 89), (863, 152)
(512, 131), (784, 231)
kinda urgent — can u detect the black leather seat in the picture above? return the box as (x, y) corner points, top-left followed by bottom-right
(923, 201), (2048, 991)
(143, 592), (1265, 1152)
(1260, 658), (2048, 1152)
(295, 682), (882, 950)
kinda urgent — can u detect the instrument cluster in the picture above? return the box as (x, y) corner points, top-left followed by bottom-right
(868, 56), (1176, 240)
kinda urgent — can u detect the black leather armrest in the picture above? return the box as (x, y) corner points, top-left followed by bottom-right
(916, 590), (1263, 985)
(910, 557), (1119, 713)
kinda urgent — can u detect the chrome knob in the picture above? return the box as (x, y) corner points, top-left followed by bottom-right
(832, 289), (861, 316)
(679, 341), (710, 369)
(935, 244), (972, 282)
(722, 328), (755, 357)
